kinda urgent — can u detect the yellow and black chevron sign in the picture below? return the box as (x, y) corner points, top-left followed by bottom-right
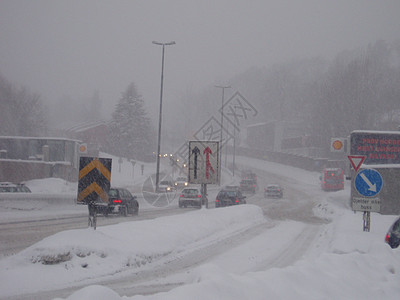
(77, 157), (112, 204)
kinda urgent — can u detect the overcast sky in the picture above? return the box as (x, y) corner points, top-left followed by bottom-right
(1, 0), (399, 123)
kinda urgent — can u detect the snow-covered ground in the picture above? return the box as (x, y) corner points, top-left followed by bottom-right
(0, 156), (399, 299)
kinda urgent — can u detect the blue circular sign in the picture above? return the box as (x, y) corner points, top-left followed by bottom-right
(354, 169), (383, 197)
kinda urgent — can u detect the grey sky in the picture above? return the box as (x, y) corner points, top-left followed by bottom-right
(1, 0), (399, 122)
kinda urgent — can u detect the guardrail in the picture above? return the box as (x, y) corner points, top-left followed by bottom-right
(0, 193), (77, 205)
(234, 146), (346, 172)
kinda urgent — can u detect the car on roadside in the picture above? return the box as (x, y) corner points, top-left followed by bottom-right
(0, 182), (31, 193)
(264, 184), (283, 198)
(240, 179), (257, 193)
(174, 176), (188, 189)
(215, 188), (246, 208)
(156, 180), (175, 193)
(385, 216), (400, 249)
(179, 188), (203, 208)
(98, 187), (139, 217)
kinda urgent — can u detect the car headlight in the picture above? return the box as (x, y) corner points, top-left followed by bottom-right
(166, 187), (171, 191)
(184, 182), (188, 186)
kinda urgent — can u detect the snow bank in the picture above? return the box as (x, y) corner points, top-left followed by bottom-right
(56, 198), (400, 300)
(0, 205), (265, 298)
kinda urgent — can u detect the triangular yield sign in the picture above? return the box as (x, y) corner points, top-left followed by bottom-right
(347, 155), (366, 172)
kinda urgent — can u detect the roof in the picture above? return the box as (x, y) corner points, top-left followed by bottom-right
(65, 121), (109, 133)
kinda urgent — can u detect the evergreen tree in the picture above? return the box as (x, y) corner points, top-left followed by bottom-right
(109, 82), (153, 159)
(0, 73), (47, 136)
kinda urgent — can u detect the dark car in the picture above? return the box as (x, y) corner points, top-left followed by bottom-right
(241, 171), (257, 184)
(385, 216), (400, 249)
(216, 189), (246, 208)
(179, 188), (203, 208)
(99, 187), (139, 216)
(240, 179), (257, 193)
(264, 184), (283, 198)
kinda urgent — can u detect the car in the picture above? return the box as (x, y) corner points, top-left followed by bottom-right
(99, 187), (139, 216)
(239, 179), (257, 193)
(224, 185), (242, 192)
(157, 180), (175, 193)
(0, 182), (31, 193)
(241, 171), (257, 184)
(385, 216), (400, 249)
(174, 176), (188, 188)
(179, 188), (204, 208)
(264, 184), (283, 198)
(215, 189), (246, 208)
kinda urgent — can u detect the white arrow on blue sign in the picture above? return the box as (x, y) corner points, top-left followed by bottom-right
(354, 169), (383, 197)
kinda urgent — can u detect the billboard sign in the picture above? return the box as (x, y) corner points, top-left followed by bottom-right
(350, 131), (400, 165)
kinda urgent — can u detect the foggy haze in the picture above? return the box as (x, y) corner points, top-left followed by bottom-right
(1, 0), (399, 129)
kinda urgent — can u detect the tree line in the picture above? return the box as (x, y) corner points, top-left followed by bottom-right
(176, 39), (400, 154)
(0, 74), (154, 161)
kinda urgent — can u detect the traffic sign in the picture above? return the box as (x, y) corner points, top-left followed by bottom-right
(348, 155), (366, 172)
(188, 141), (219, 184)
(354, 169), (383, 197)
(331, 138), (345, 152)
(79, 143), (88, 154)
(77, 157), (112, 204)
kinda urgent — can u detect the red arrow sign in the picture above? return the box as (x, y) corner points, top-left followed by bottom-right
(204, 146), (215, 179)
(348, 155), (366, 172)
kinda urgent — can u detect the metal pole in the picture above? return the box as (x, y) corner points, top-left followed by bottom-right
(233, 118), (236, 176)
(215, 85), (230, 179)
(153, 41), (175, 191)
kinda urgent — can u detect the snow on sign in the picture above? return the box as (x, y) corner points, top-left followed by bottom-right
(188, 141), (219, 184)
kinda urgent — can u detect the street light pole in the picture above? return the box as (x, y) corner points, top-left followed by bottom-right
(153, 41), (175, 190)
(215, 85), (230, 174)
(233, 108), (236, 177)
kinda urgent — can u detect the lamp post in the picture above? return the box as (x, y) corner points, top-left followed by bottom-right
(215, 85), (230, 173)
(153, 40), (175, 190)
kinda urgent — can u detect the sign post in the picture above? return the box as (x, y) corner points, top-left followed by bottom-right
(188, 141), (219, 208)
(352, 168), (383, 231)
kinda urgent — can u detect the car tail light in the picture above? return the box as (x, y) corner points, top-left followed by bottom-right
(197, 195), (201, 198)
(216, 199), (219, 203)
(113, 199), (122, 204)
(235, 198), (239, 203)
(385, 233), (390, 243)
(180, 194), (183, 197)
